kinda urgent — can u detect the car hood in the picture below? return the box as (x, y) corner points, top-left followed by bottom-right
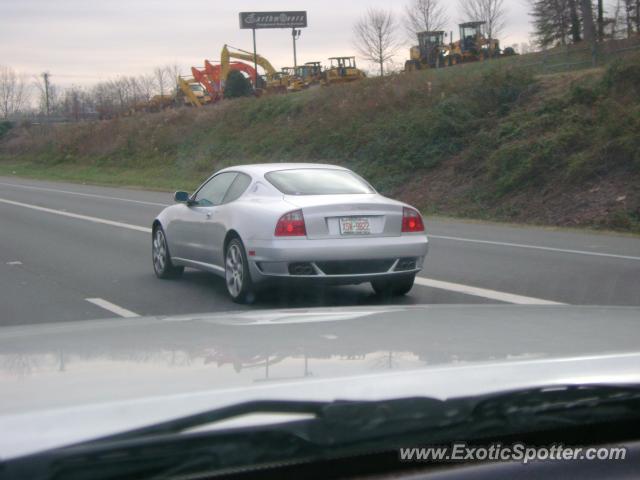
(1, 304), (640, 459)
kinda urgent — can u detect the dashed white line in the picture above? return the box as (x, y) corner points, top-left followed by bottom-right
(6, 261), (23, 265)
(85, 298), (140, 318)
(429, 234), (640, 261)
(0, 181), (170, 207)
(0, 198), (151, 233)
(414, 277), (565, 305)
(0, 196), (567, 305)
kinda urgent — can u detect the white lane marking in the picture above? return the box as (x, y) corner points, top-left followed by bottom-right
(415, 277), (565, 305)
(0, 181), (169, 207)
(0, 198), (152, 233)
(6, 261), (23, 265)
(429, 234), (640, 261)
(0, 196), (572, 306)
(85, 298), (140, 318)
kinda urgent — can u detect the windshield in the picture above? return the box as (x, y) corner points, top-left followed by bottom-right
(265, 168), (374, 195)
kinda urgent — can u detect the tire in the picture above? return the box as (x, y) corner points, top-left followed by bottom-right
(371, 274), (416, 297)
(152, 226), (184, 279)
(225, 237), (255, 304)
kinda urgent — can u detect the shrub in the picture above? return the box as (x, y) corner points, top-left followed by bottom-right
(224, 71), (253, 99)
(0, 121), (13, 139)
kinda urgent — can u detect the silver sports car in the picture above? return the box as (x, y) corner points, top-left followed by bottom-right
(152, 164), (429, 303)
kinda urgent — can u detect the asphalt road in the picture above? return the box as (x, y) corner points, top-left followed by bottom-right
(1, 176), (639, 326)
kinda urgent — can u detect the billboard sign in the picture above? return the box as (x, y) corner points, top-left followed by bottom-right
(239, 11), (307, 29)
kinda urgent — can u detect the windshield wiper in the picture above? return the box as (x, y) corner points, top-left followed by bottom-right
(4, 384), (640, 480)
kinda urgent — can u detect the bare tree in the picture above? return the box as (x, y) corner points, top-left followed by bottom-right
(135, 74), (156, 102)
(622, 0), (637, 36)
(165, 63), (181, 93)
(0, 66), (29, 118)
(459, 0), (507, 41)
(154, 66), (170, 96)
(353, 8), (400, 76)
(404, 0), (448, 41)
(597, 0), (605, 39)
(60, 85), (94, 121)
(580, 0), (597, 44)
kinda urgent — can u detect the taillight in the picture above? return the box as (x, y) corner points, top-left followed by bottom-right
(402, 207), (425, 233)
(275, 210), (306, 236)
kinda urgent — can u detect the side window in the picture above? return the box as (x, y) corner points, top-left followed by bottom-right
(194, 172), (237, 207)
(222, 173), (252, 204)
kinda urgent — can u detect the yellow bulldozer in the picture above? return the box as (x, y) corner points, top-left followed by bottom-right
(323, 57), (366, 85)
(282, 62), (325, 92)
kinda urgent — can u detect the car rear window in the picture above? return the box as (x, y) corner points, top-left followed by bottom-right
(265, 169), (374, 195)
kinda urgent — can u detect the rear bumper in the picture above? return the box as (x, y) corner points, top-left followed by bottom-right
(247, 235), (428, 285)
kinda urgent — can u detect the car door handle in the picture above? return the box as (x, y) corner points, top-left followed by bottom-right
(206, 212), (212, 219)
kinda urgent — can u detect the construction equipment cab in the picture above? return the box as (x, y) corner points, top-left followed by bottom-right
(457, 21), (501, 60)
(177, 77), (212, 107)
(287, 62), (324, 91)
(405, 31), (449, 71)
(324, 57), (366, 85)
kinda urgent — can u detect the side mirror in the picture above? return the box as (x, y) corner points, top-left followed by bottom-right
(174, 191), (190, 203)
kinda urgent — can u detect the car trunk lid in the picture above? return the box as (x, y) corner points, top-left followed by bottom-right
(283, 194), (403, 239)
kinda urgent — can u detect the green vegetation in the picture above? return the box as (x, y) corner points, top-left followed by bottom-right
(0, 121), (13, 140)
(1, 53), (639, 232)
(224, 71), (254, 99)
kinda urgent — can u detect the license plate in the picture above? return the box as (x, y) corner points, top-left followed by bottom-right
(339, 217), (371, 235)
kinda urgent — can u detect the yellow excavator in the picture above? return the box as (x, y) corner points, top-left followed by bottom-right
(220, 45), (288, 94)
(177, 77), (212, 107)
(323, 57), (366, 85)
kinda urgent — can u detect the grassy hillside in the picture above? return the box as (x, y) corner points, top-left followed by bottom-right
(1, 54), (639, 232)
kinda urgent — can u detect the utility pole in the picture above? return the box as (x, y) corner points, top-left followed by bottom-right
(292, 29), (301, 67)
(42, 72), (50, 116)
(252, 28), (258, 87)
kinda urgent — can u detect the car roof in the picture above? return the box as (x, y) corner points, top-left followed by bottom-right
(220, 163), (349, 177)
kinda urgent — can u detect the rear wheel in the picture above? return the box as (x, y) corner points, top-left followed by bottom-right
(371, 274), (416, 296)
(225, 238), (255, 304)
(152, 226), (184, 279)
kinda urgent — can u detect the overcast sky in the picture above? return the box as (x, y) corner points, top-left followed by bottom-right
(1, 0), (533, 88)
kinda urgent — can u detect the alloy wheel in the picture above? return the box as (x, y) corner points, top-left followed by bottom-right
(226, 243), (244, 298)
(153, 229), (167, 274)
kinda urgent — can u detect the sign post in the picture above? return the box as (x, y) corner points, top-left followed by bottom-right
(292, 29), (301, 67)
(252, 28), (258, 86)
(239, 11), (308, 76)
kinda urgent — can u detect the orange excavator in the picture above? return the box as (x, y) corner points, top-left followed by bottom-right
(186, 60), (256, 102)
(191, 66), (220, 100)
(204, 60), (257, 89)
(190, 60), (259, 102)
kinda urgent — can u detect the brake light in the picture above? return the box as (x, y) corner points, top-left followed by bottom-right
(402, 207), (425, 233)
(275, 210), (306, 236)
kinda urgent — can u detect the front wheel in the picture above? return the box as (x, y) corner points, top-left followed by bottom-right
(225, 238), (255, 304)
(371, 274), (416, 296)
(152, 226), (184, 279)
